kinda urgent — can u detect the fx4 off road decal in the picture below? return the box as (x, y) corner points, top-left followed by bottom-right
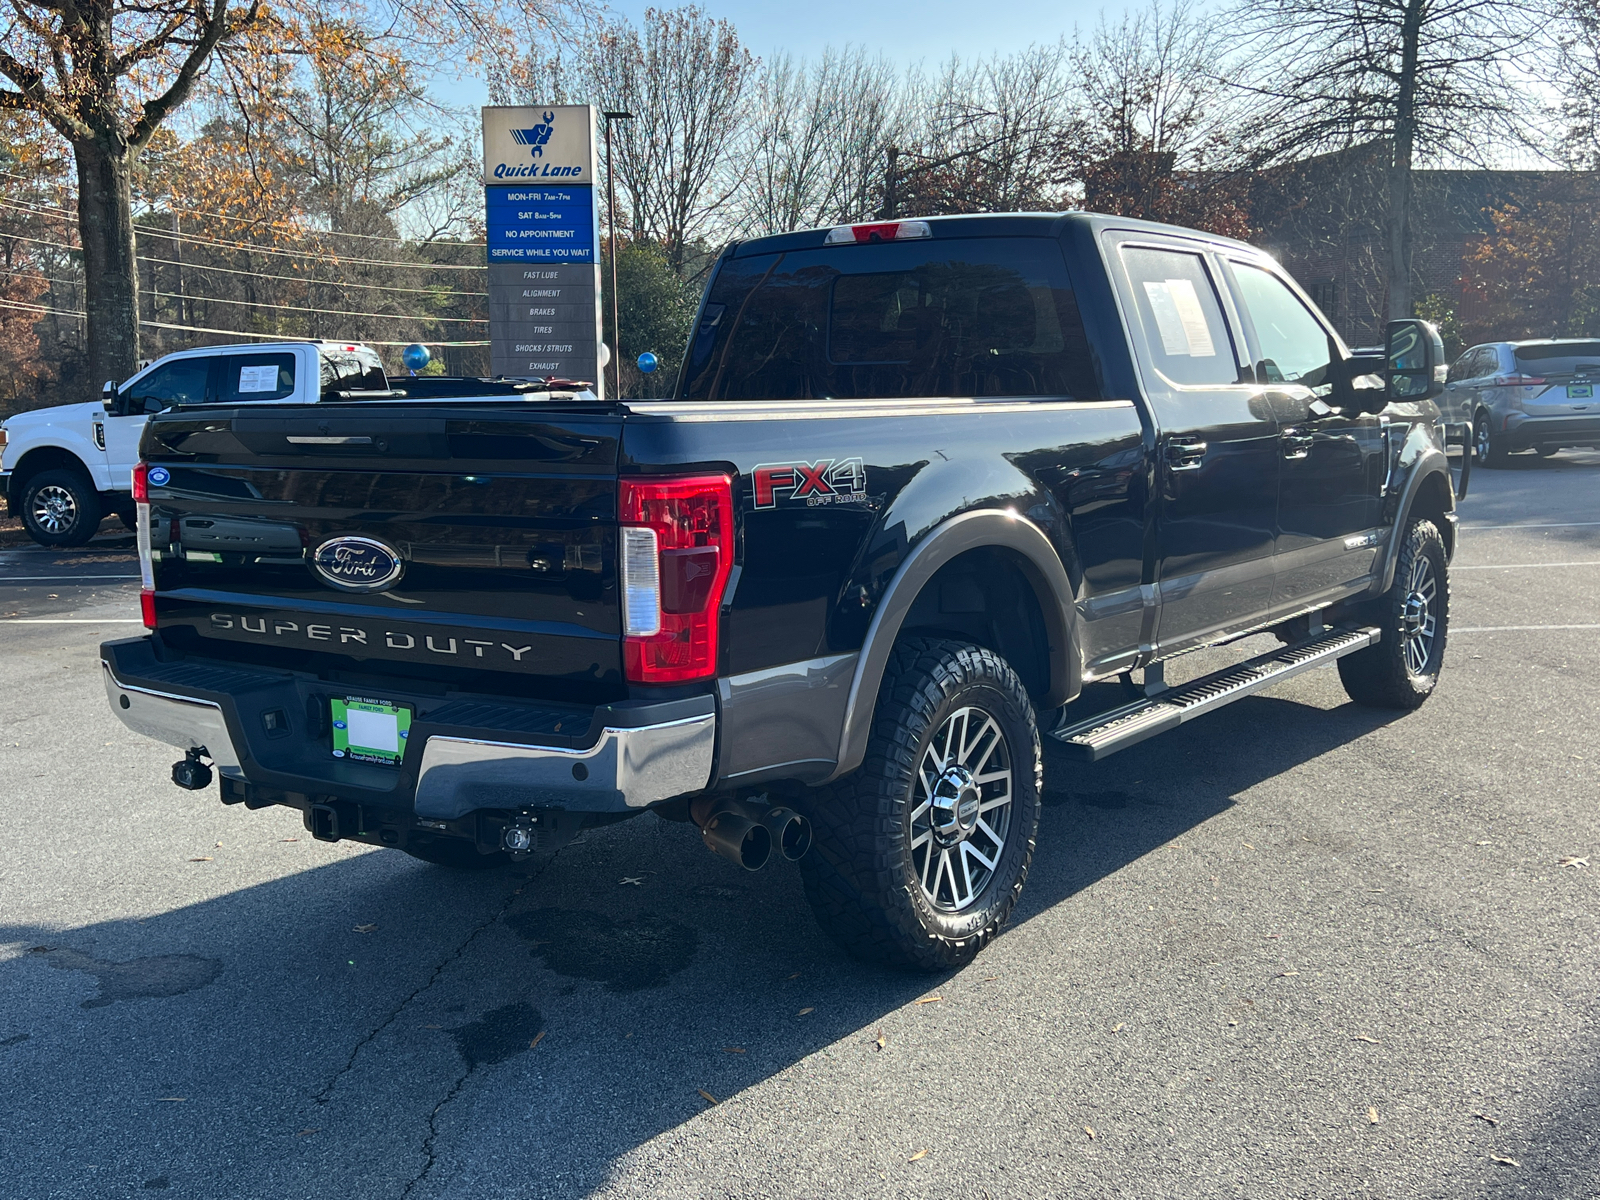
(751, 458), (868, 509)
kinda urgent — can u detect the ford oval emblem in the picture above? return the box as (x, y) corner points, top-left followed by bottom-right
(311, 536), (405, 593)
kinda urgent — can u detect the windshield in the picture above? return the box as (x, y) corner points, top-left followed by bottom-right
(678, 236), (1101, 401)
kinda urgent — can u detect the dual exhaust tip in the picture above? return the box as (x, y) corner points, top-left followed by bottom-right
(698, 797), (812, 872)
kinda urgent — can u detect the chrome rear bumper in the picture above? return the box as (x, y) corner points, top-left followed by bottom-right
(103, 662), (244, 775)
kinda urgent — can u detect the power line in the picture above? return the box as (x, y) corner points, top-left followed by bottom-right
(0, 297), (489, 346)
(0, 170), (488, 247)
(0, 218), (487, 272)
(3, 259), (487, 297)
(143, 288), (486, 323)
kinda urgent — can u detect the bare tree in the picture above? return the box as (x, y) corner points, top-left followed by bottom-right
(1229, 0), (1543, 318)
(1557, 0), (1600, 168)
(527, 6), (756, 273)
(739, 46), (901, 234)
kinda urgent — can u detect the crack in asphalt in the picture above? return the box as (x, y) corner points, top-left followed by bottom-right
(311, 856), (557, 1108)
(400, 1061), (474, 1200)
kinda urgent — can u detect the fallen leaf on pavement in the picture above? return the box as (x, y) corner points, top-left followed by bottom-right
(1473, 1113), (1499, 1126)
(1368, 1107), (1380, 1124)
(797, 1007), (814, 1016)
(281, 838), (298, 842)
(1243, 843), (1256, 849)
(1490, 1155), (1520, 1167)
(1084, 1126), (1096, 1140)
(157, 1097), (185, 1102)
(874, 1030), (886, 1051)
(1475, 840), (1493, 846)
(353, 924), (378, 934)
(1558, 856), (1589, 869)
(1277, 970), (1300, 977)
(908, 1149), (929, 1162)
(787, 972), (800, 980)
(982, 976), (999, 982)
(1112, 1023), (1125, 1033)
(697, 1089), (718, 1105)
(529, 1031), (546, 1050)
(1352, 1035), (1380, 1044)
(619, 877), (644, 886)
(188, 857), (213, 862)
(914, 995), (943, 1005)
(723, 1047), (746, 1054)
(297, 1128), (318, 1137)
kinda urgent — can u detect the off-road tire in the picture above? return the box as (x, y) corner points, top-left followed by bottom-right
(401, 836), (508, 869)
(21, 468), (102, 547)
(1337, 518), (1449, 710)
(799, 638), (1042, 972)
(1473, 411), (1509, 467)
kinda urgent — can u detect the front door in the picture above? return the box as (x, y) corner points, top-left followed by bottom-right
(106, 356), (215, 491)
(1108, 237), (1280, 654)
(1224, 259), (1385, 611)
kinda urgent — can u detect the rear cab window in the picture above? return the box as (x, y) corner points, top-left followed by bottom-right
(1114, 244), (1244, 389)
(216, 353), (297, 403)
(678, 236), (1102, 401)
(320, 346), (389, 397)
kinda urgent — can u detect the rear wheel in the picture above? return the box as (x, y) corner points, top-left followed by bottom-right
(21, 468), (102, 547)
(1337, 518), (1448, 710)
(799, 638), (1041, 972)
(401, 836), (508, 869)
(1473, 411), (1509, 467)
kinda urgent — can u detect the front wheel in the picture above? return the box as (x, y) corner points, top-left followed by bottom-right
(1337, 518), (1449, 710)
(21, 469), (103, 547)
(799, 638), (1042, 972)
(1473, 412), (1509, 467)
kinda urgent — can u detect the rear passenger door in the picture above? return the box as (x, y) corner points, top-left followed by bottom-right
(1107, 236), (1279, 653)
(214, 351), (300, 405)
(1224, 258), (1386, 610)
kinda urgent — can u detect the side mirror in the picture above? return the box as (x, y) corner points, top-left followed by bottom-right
(1385, 319), (1446, 402)
(101, 380), (118, 412)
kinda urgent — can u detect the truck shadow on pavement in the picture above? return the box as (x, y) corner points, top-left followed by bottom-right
(0, 691), (1403, 1199)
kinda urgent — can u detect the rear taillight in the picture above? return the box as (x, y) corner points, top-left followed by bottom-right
(619, 474), (734, 684)
(133, 462), (154, 595)
(1491, 373), (1546, 387)
(824, 220), (932, 244)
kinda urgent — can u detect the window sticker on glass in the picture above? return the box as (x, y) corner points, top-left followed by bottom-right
(238, 364), (279, 393)
(1142, 279), (1216, 358)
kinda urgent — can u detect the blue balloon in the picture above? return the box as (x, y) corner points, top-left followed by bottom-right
(402, 343), (431, 371)
(636, 351), (659, 374)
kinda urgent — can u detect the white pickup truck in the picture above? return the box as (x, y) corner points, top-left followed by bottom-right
(1, 341), (388, 546)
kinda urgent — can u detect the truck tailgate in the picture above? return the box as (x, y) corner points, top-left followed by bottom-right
(141, 405), (624, 699)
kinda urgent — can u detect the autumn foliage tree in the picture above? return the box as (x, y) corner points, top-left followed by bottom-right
(0, 0), (261, 393)
(1463, 176), (1600, 342)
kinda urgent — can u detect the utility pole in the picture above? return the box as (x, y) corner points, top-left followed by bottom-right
(880, 147), (900, 220)
(602, 110), (634, 399)
(171, 212), (186, 328)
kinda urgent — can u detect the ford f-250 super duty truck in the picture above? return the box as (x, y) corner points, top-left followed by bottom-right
(101, 212), (1459, 970)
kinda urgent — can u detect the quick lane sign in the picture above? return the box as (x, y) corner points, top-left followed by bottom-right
(483, 106), (603, 390)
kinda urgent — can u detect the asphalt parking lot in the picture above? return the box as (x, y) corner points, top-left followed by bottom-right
(1, 451), (1597, 1200)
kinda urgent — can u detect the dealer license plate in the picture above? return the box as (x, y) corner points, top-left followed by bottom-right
(331, 696), (412, 765)
(1568, 384), (1593, 399)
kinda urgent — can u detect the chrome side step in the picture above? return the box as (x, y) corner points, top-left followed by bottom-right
(1048, 626), (1382, 762)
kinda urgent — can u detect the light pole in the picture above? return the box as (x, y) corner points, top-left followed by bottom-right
(602, 109), (633, 399)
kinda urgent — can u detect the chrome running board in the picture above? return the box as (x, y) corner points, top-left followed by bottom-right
(1049, 626), (1382, 762)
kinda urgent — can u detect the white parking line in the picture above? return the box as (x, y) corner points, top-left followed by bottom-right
(1454, 562), (1600, 570)
(1455, 624), (1600, 633)
(1462, 521), (1600, 529)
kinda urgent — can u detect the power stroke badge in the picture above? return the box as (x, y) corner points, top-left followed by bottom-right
(311, 536), (405, 593)
(751, 458), (868, 509)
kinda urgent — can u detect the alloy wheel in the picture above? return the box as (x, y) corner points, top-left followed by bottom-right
(30, 484), (78, 535)
(1400, 552), (1439, 676)
(909, 706), (1013, 912)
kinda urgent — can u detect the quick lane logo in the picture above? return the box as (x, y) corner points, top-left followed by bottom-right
(511, 112), (556, 157)
(751, 458), (868, 509)
(495, 111), (583, 178)
(207, 614), (535, 662)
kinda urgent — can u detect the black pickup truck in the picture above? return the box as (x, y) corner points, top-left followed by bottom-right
(103, 213), (1459, 971)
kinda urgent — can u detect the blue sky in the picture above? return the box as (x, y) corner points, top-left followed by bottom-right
(434, 0), (1137, 109)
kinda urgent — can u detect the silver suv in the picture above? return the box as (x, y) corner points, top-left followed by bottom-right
(1443, 340), (1600, 465)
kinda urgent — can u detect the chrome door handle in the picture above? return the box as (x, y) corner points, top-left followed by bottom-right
(1281, 429), (1313, 460)
(1165, 437), (1207, 470)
